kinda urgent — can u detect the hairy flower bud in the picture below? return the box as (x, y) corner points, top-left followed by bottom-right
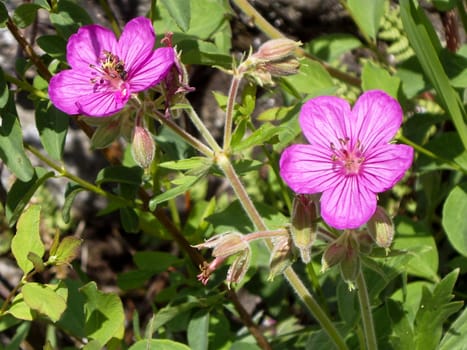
(290, 194), (318, 263)
(193, 232), (248, 258)
(226, 248), (251, 288)
(268, 235), (294, 281)
(253, 38), (302, 62)
(321, 234), (348, 273)
(131, 125), (155, 169)
(339, 233), (360, 290)
(367, 206), (394, 251)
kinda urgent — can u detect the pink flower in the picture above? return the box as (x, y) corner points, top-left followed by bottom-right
(49, 17), (174, 117)
(279, 90), (413, 229)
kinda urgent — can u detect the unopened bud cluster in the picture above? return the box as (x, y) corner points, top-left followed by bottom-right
(242, 38), (302, 86)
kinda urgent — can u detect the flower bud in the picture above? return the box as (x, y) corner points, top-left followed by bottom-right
(339, 234), (360, 290)
(131, 125), (155, 169)
(193, 232), (248, 258)
(290, 194), (317, 263)
(253, 38), (302, 62)
(226, 249), (251, 288)
(264, 58), (300, 77)
(367, 206), (394, 251)
(268, 235), (294, 281)
(355, 230), (374, 254)
(321, 234), (348, 273)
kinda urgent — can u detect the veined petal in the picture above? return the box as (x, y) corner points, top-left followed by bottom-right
(129, 47), (174, 92)
(320, 177), (377, 229)
(67, 25), (117, 70)
(351, 90), (403, 150)
(299, 96), (351, 148)
(117, 17), (156, 73)
(360, 144), (414, 192)
(49, 69), (93, 115)
(279, 144), (341, 194)
(77, 89), (129, 117)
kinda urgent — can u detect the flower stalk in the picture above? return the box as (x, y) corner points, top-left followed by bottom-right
(356, 271), (378, 350)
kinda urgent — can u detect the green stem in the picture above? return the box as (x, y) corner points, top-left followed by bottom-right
(216, 152), (348, 350)
(223, 75), (242, 151)
(397, 135), (467, 174)
(4, 74), (48, 99)
(24, 143), (130, 206)
(184, 102), (223, 153)
(356, 271), (378, 350)
(152, 111), (215, 157)
(231, 0), (361, 87)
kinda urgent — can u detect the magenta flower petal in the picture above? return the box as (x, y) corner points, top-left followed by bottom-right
(320, 177), (376, 229)
(117, 17), (156, 74)
(48, 16), (174, 117)
(299, 96), (351, 148)
(279, 144), (341, 193)
(279, 90), (414, 229)
(129, 47), (175, 92)
(351, 90), (403, 149)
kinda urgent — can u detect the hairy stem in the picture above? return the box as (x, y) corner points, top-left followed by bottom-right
(216, 152), (348, 350)
(356, 271), (378, 350)
(223, 75), (242, 151)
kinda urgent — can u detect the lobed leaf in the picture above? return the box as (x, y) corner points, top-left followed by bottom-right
(160, 0), (191, 32)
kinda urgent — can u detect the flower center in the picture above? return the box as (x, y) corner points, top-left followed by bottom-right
(89, 50), (129, 98)
(330, 137), (365, 175)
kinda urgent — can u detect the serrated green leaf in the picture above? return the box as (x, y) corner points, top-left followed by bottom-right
(11, 204), (44, 275)
(439, 306), (467, 349)
(442, 183), (467, 256)
(22, 283), (67, 322)
(413, 269), (463, 349)
(35, 101), (69, 160)
(81, 282), (124, 344)
(129, 339), (191, 350)
(160, 0), (190, 32)
(347, 0), (385, 40)
(232, 123), (284, 152)
(149, 175), (201, 210)
(5, 167), (54, 226)
(0, 105), (35, 182)
(13, 3), (41, 28)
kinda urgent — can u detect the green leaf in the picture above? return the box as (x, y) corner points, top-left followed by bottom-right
(82, 340), (103, 350)
(6, 293), (34, 321)
(129, 339), (191, 350)
(11, 204), (44, 275)
(36, 35), (67, 59)
(400, 0), (467, 149)
(5, 167), (54, 226)
(13, 3), (41, 28)
(158, 157), (212, 170)
(51, 236), (83, 266)
(187, 310), (209, 350)
(119, 207), (139, 233)
(149, 175), (201, 210)
(35, 101), (69, 160)
(232, 123), (285, 152)
(117, 269), (154, 290)
(134, 251), (181, 273)
(307, 33), (362, 62)
(49, 0), (93, 38)
(413, 269), (463, 349)
(0, 2), (8, 27)
(33, 0), (51, 10)
(0, 67), (9, 108)
(56, 279), (86, 338)
(391, 216), (439, 281)
(0, 106), (35, 182)
(22, 283), (67, 322)
(62, 184), (85, 223)
(81, 282), (124, 345)
(439, 306), (467, 349)
(347, 0), (385, 39)
(283, 58), (336, 97)
(160, 0), (191, 32)
(442, 183), (467, 256)
(361, 60), (401, 98)
(95, 165), (143, 186)
(386, 299), (415, 349)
